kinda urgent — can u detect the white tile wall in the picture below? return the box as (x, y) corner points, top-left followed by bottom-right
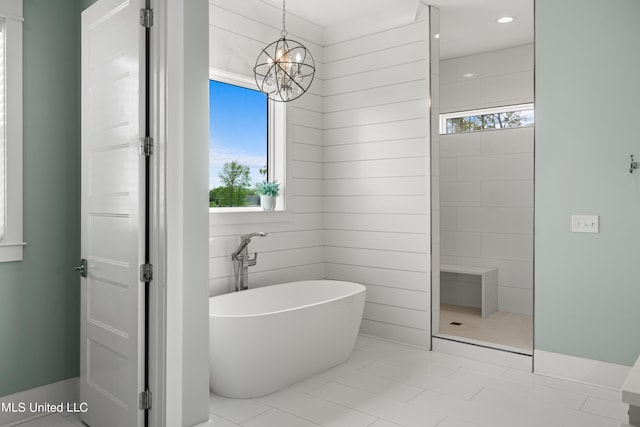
(441, 231), (482, 258)
(457, 153), (533, 182)
(498, 286), (533, 316)
(440, 132), (483, 158)
(481, 71), (534, 106)
(440, 182), (482, 206)
(440, 80), (483, 112)
(455, 45), (533, 80)
(440, 158), (457, 182)
(481, 233), (533, 262)
(457, 207), (533, 234)
(481, 127), (534, 155)
(439, 45), (534, 315)
(481, 180), (534, 207)
(440, 44), (534, 113)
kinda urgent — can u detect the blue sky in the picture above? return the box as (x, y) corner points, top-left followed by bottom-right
(209, 80), (267, 189)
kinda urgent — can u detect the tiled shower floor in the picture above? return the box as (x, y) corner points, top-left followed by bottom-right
(439, 304), (533, 353)
(13, 336), (626, 427)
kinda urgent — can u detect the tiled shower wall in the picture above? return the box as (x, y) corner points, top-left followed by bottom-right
(439, 45), (534, 315)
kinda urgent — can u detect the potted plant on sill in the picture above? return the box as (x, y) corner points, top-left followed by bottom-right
(256, 181), (280, 211)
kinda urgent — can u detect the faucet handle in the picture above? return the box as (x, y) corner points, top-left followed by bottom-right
(246, 253), (258, 267)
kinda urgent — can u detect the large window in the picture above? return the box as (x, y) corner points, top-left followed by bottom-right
(209, 79), (267, 208)
(440, 103), (534, 135)
(209, 71), (286, 212)
(0, 2), (24, 262)
(0, 19), (6, 243)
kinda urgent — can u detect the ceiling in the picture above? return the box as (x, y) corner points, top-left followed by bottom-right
(260, 0), (533, 59)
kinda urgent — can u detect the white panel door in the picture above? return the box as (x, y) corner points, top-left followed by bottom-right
(80, 0), (145, 426)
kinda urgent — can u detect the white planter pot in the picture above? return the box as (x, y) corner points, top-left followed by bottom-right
(260, 195), (276, 211)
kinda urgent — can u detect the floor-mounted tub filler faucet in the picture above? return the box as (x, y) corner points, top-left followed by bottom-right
(231, 232), (267, 291)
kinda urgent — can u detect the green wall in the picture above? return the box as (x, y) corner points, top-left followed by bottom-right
(535, 0), (640, 366)
(0, 0), (96, 397)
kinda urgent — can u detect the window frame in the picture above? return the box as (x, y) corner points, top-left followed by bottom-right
(439, 103), (534, 135)
(208, 69), (291, 224)
(0, 1), (24, 263)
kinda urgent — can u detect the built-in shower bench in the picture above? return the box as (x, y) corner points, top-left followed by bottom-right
(440, 264), (498, 319)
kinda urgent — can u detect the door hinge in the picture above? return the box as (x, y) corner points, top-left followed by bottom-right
(139, 390), (152, 410)
(140, 263), (153, 283)
(140, 136), (153, 156)
(140, 8), (153, 28)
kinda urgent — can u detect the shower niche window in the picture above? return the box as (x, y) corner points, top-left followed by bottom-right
(440, 104), (534, 135)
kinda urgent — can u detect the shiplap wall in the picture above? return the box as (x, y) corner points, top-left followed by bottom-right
(209, 1), (433, 347)
(439, 45), (534, 315)
(208, 0), (326, 294)
(323, 19), (431, 347)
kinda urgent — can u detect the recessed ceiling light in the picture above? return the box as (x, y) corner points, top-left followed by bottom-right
(462, 73), (474, 78)
(434, 33), (440, 39)
(497, 16), (514, 24)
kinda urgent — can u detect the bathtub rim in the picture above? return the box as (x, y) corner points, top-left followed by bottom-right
(208, 279), (366, 319)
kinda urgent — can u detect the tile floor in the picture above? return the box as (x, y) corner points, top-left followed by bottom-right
(13, 336), (627, 427)
(440, 304), (533, 353)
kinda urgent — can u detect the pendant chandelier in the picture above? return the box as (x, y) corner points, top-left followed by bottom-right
(254, 0), (315, 102)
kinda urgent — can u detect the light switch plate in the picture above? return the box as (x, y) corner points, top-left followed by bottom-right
(571, 215), (599, 233)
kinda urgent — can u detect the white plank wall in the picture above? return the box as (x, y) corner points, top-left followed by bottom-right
(322, 20), (431, 347)
(208, 0), (326, 295)
(209, 1), (434, 348)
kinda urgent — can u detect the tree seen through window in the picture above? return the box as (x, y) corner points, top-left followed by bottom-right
(209, 80), (268, 207)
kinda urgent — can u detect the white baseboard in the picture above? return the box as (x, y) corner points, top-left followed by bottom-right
(192, 420), (212, 427)
(534, 350), (631, 390)
(432, 336), (532, 371)
(0, 378), (79, 426)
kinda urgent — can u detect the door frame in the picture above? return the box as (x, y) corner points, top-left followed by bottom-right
(147, 1), (164, 426)
(148, 0), (211, 425)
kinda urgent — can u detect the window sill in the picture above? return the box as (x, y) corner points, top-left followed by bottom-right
(209, 209), (293, 225)
(0, 242), (26, 262)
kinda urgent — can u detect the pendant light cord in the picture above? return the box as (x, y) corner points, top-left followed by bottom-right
(281, 0), (287, 37)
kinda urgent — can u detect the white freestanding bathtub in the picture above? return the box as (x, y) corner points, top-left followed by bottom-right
(209, 280), (366, 398)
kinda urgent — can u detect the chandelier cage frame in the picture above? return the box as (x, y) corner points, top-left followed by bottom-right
(253, 0), (316, 102)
